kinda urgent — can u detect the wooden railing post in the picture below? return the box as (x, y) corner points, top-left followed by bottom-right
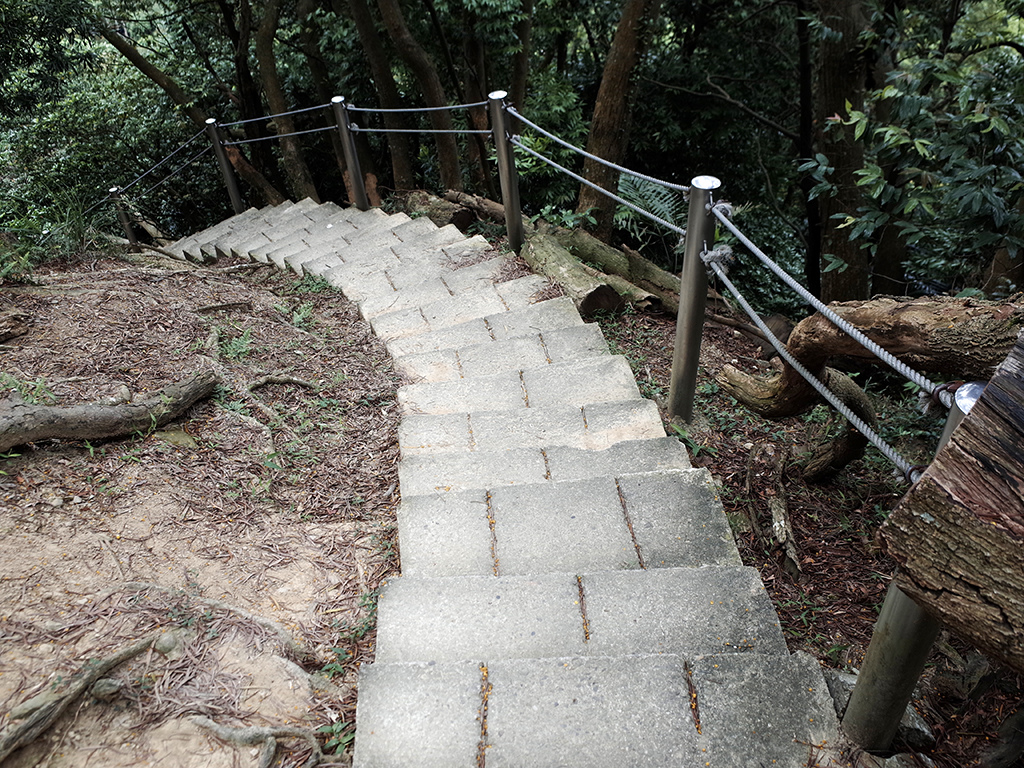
(205, 118), (245, 214)
(331, 96), (369, 211)
(667, 176), (721, 423)
(488, 90), (524, 254)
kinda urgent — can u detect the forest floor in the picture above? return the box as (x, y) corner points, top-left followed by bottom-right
(0, 243), (1019, 767)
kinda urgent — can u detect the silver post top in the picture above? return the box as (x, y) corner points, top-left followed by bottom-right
(205, 118), (216, 125)
(691, 175), (722, 190)
(332, 96), (344, 104)
(108, 186), (119, 194)
(488, 90), (508, 100)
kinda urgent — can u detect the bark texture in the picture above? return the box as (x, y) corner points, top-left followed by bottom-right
(576, 0), (662, 240)
(883, 331), (1024, 674)
(255, 0), (320, 202)
(376, 0), (463, 191)
(522, 232), (624, 315)
(0, 370), (220, 452)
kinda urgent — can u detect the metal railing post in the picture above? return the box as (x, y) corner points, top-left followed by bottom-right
(205, 118), (245, 214)
(488, 90), (524, 254)
(667, 176), (721, 423)
(108, 187), (138, 248)
(331, 96), (369, 211)
(842, 381), (986, 751)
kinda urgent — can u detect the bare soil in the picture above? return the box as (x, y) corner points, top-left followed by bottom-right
(1, 248), (401, 766)
(1, 244), (1020, 768)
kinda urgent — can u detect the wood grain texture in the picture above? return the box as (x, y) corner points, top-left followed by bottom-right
(883, 331), (1024, 672)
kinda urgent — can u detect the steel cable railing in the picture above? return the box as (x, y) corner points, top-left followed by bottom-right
(710, 204), (955, 409)
(348, 100), (489, 113)
(218, 102), (329, 128)
(120, 126), (207, 194)
(130, 146), (211, 201)
(224, 124), (335, 146)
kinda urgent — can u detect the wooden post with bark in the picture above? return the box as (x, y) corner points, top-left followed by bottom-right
(881, 332), (1024, 672)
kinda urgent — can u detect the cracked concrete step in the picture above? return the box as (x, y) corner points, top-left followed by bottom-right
(178, 201), (309, 262)
(248, 206), (368, 262)
(225, 198), (339, 260)
(397, 356), (640, 415)
(352, 652), (839, 768)
(397, 468), (740, 577)
(398, 437), (692, 497)
(394, 323), (610, 384)
(290, 217), (463, 280)
(383, 296), (585, 359)
(370, 275), (549, 341)
(399, 398), (664, 456)
(167, 204), (265, 259)
(355, 252), (518, 319)
(268, 207), (394, 269)
(373, 566), (786, 664)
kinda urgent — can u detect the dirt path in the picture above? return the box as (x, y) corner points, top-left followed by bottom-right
(0, 249), (400, 766)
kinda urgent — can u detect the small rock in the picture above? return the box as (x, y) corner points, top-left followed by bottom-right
(90, 677), (123, 701)
(154, 629), (188, 657)
(823, 668), (936, 751)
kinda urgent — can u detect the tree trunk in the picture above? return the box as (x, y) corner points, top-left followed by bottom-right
(461, 10), (498, 198)
(255, 0), (320, 202)
(576, 0), (662, 240)
(509, 0), (534, 123)
(814, 0), (870, 302)
(796, 0), (822, 298)
(983, 197), (1024, 295)
(98, 27), (285, 206)
(343, 0), (416, 189)
(882, 331), (1024, 674)
(0, 371), (220, 453)
(522, 232), (624, 314)
(376, 0), (463, 191)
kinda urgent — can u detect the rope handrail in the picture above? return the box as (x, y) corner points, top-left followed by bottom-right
(130, 146), (211, 200)
(506, 106), (692, 195)
(224, 124), (335, 146)
(509, 136), (685, 236)
(710, 205), (954, 409)
(119, 126), (207, 193)
(348, 100), (489, 114)
(218, 103), (329, 128)
(352, 126), (491, 135)
(705, 254), (920, 482)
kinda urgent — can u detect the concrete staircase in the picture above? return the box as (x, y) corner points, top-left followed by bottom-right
(170, 200), (844, 767)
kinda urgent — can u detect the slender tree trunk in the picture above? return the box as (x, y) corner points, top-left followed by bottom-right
(576, 0), (662, 241)
(98, 27), (285, 206)
(509, 0), (533, 116)
(795, 0), (822, 297)
(255, 0), (321, 202)
(814, 0), (870, 302)
(342, 0), (416, 190)
(461, 10), (497, 198)
(376, 0), (463, 191)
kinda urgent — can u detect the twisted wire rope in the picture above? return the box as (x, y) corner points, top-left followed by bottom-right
(218, 103), (329, 128)
(705, 256), (918, 482)
(711, 205), (953, 409)
(131, 146), (211, 200)
(352, 126), (491, 135)
(120, 126), (208, 193)
(509, 136), (685, 235)
(224, 125), (335, 145)
(347, 100), (488, 113)
(507, 106), (692, 194)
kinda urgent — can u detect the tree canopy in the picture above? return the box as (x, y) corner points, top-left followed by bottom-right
(1, 0), (1022, 304)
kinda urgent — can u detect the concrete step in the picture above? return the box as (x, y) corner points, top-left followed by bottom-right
(399, 397), (665, 456)
(397, 468), (739, 577)
(370, 275), (550, 341)
(398, 437), (692, 497)
(393, 322), (610, 383)
(167, 204), (265, 259)
(353, 652), (839, 768)
(249, 206), (364, 262)
(397, 356), (640, 415)
(180, 202), (302, 262)
(269, 208), (394, 271)
(225, 198), (335, 260)
(384, 296), (584, 359)
(373, 566), (786, 664)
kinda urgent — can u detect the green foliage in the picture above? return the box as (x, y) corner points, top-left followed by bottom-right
(0, 373), (56, 405)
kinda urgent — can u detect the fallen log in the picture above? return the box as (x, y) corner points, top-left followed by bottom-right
(0, 310), (30, 342)
(716, 296), (1024, 478)
(522, 232), (624, 315)
(0, 370), (220, 452)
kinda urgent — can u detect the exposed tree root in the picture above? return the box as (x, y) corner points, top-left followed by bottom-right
(0, 631), (162, 762)
(192, 716), (323, 768)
